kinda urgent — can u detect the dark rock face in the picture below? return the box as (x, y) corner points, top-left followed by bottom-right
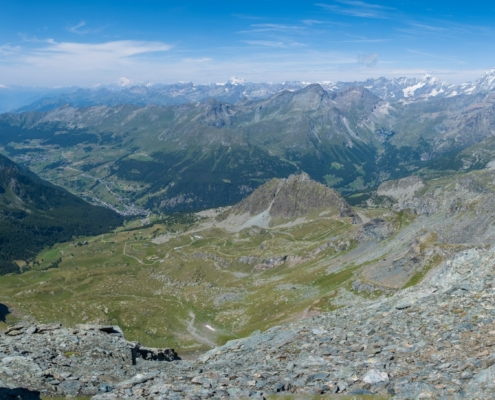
(0, 304), (9, 323)
(0, 387), (41, 400)
(135, 346), (181, 362)
(355, 218), (397, 242)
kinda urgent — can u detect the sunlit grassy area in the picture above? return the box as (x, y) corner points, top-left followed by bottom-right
(0, 211), (371, 352)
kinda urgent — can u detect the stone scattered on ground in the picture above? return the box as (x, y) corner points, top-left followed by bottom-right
(3, 246), (495, 399)
(0, 323), (179, 398)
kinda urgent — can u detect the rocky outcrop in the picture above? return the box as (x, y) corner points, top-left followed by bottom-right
(0, 323), (179, 398)
(354, 218), (397, 242)
(253, 256), (288, 270)
(223, 172), (361, 224)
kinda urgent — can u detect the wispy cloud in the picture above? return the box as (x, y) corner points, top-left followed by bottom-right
(242, 40), (287, 48)
(68, 21), (106, 35)
(37, 40), (172, 59)
(0, 39), (173, 85)
(316, 1), (395, 19)
(302, 19), (324, 26)
(407, 22), (447, 33)
(238, 23), (305, 34)
(398, 19), (495, 40)
(0, 44), (21, 56)
(182, 57), (213, 63)
(339, 39), (389, 42)
(406, 49), (464, 64)
(232, 14), (265, 20)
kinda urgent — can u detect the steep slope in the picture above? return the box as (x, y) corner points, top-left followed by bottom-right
(0, 154), (123, 275)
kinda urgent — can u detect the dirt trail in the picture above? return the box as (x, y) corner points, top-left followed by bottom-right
(123, 241), (157, 266)
(186, 311), (216, 349)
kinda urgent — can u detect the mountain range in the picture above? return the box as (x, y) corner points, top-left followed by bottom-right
(3, 68), (495, 114)
(3, 71), (495, 215)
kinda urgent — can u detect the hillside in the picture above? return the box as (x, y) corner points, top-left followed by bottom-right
(3, 168), (495, 398)
(0, 153), (123, 275)
(2, 164), (495, 352)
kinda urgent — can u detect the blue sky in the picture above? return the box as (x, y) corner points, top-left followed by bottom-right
(1, 0), (494, 86)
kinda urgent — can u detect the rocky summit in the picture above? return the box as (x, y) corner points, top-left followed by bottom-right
(220, 172), (361, 228)
(3, 245), (495, 398)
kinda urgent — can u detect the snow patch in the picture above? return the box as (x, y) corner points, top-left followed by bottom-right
(402, 81), (426, 98)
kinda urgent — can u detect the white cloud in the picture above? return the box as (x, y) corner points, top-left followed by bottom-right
(238, 23), (305, 34)
(38, 39), (171, 59)
(316, 1), (394, 19)
(0, 36), (488, 86)
(182, 57), (213, 63)
(242, 40), (287, 48)
(68, 21), (88, 34)
(2, 38), (172, 63)
(0, 39), (172, 85)
(68, 21), (106, 35)
(302, 19), (324, 26)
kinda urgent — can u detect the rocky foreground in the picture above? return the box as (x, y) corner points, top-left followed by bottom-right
(3, 246), (495, 399)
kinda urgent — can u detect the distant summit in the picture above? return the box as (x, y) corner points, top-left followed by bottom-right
(228, 77), (246, 85)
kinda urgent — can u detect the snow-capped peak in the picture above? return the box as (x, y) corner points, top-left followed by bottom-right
(117, 77), (132, 87)
(228, 77), (246, 85)
(422, 74), (439, 83)
(473, 67), (495, 90)
(479, 67), (495, 78)
(456, 67), (495, 95)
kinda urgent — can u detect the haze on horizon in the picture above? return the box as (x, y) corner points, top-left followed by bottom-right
(1, 0), (494, 87)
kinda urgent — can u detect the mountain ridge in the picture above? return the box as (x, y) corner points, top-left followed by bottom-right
(5, 68), (495, 114)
